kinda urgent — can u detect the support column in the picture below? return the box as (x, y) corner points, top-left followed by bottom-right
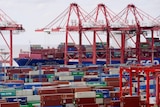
(93, 31), (96, 64)
(151, 30), (154, 64)
(106, 31), (110, 65)
(64, 31), (68, 65)
(146, 69), (150, 106)
(121, 32), (125, 64)
(129, 68), (132, 96)
(119, 67), (123, 97)
(10, 30), (13, 66)
(78, 30), (82, 65)
(136, 29), (141, 64)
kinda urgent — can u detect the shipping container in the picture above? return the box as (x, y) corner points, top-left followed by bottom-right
(0, 102), (20, 107)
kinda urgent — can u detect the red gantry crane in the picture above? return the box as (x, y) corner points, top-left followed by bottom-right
(36, 3), (89, 65)
(87, 4), (115, 65)
(112, 4), (160, 64)
(36, 3), (117, 65)
(0, 9), (24, 66)
(36, 3), (160, 65)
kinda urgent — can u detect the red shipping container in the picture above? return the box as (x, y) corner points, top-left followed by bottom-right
(0, 100), (6, 103)
(74, 87), (91, 92)
(122, 96), (140, 107)
(5, 80), (24, 84)
(77, 103), (99, 107)
(41, 65), (55, 70)
(0, 102), (20, 107)
(40, 94), (62, 101)
(30, 54), (42, 59)
(62, 93), (74, 99)
(57, 88), (74, 93)
(105, 77), (119, 81)
(107, 81), (119, 87)
(94, 86), (114, 91)
(75, 98), (96, 104)
(41, 82), (58, 87)
(62, 99), (73, 104)
(33, 78), (48, 82)
(57, 67), (69, 72)
(87, 66), (99, 70)
(7, 69), (21, 73)
(41, 100), (62, 107)
(43, 71), (54, 74)
(110, 100), (120, 106)
(38, 88), (57, 95)
(86, 72), (98, 75)
(20, 68), (32, 73)
(54, 81), (70, 85)
(16, 74), (26, 78)
(19, 53), (29, 58)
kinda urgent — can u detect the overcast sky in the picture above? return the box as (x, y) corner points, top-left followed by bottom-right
(0, 0), (160, 48)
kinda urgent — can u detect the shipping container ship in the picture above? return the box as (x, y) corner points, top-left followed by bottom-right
(14, 38), (160, 66)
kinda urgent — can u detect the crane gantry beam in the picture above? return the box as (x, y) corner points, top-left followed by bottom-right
(35, 3), (160, 65)
(0, 9), (24, 66)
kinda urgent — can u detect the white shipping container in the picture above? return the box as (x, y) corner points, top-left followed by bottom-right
(69, 69), (77, 72)
(16, 90), (23, 96)
(27, 95), (40, 101)
(140, 94), (146, 100)
(0, 76), (9, 80)
(75, 91), (96, 98)
(65, 104), (75, 107)
(64, 65), (77, 68)
(135, 77), (145, 81)
(59, 76), (74, 81)
(16, 89), (33, 96)
(70, 82), (86, 86)
(150, 89), (155, 93)
(96, 98), (103, 104)
(149, 97), (156, 104)
(140, 82), (146, 86)
(83, 75), (98, 78)
(145, 80), (155, 85)
(109, 71), (119, 75)
(55, 72), (71, 76)
(132, 82), (137, 88)
(29, 70), (44, 75)
(132, 87), (136, 92)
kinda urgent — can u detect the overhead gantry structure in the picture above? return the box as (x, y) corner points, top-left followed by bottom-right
(36, 3), (160, 65)
(36, 3), (117, 65)
(0, 9), (24, 66)
(111, 4), (160, 64)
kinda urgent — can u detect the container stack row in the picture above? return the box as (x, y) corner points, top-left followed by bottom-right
(0, 65), (157, 106)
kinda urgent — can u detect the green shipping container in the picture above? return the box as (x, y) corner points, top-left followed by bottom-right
(140, 43), (149, 48)
(27, 101), (40, 107)
(46, 74), (54, 79)
(71, 71), (84, 76)
(86, 82), (107, 87)
(0, 89), (16, 97)
(20, 105), (29, 107)
(154, 42), (160, 47)
(96, 93), (104, 98)
(29, 79), (33, 82)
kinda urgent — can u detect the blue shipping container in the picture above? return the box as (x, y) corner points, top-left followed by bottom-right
(24, 83), (42, 89)
(4, 83), (24, 89)
(6, 97), (27, 105)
